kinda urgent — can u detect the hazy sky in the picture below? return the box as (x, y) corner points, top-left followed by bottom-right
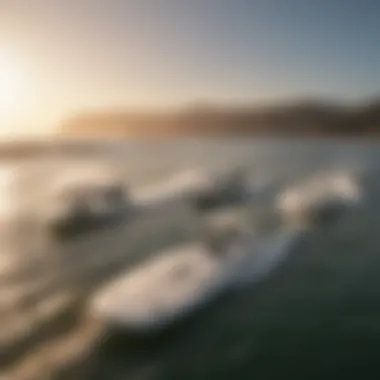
(1, 0), (380, 135)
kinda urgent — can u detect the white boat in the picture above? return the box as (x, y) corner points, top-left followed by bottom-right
(132, 166), (250, 212)
(36, 165), (132, 238)
(89, 226), (300, 333)
(276, 170), (363, 227)
(188, 167), (250, 211)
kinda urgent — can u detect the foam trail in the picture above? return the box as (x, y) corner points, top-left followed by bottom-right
(236, 227), (302, 287)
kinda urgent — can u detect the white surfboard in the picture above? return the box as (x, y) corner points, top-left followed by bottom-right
(89, 227), (301, 332)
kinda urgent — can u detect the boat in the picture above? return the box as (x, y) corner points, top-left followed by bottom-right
(37, 166), (133, 239)
(187, 167), (250, 212)
(89, 225), (300, 333)
(132, 166), (249, 213)
(276, 170), (363, 228)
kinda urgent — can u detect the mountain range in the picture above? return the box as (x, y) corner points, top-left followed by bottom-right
(62, 99), (380, 138)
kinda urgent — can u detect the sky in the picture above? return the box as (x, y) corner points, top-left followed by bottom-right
(0, 0), (380, 136)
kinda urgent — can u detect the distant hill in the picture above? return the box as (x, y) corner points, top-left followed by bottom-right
(62, 100), (380, 138)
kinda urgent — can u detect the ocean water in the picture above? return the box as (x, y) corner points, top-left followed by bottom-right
(2, 138), (380, 380)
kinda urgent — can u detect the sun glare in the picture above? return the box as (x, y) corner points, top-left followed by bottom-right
(0, 50), (35, 136)
(0, 53), (24, 112)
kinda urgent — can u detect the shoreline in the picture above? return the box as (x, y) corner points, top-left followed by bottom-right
(0, 134), (379, 161)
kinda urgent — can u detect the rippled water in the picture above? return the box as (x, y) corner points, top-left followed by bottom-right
(2, 138), (380, 380)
